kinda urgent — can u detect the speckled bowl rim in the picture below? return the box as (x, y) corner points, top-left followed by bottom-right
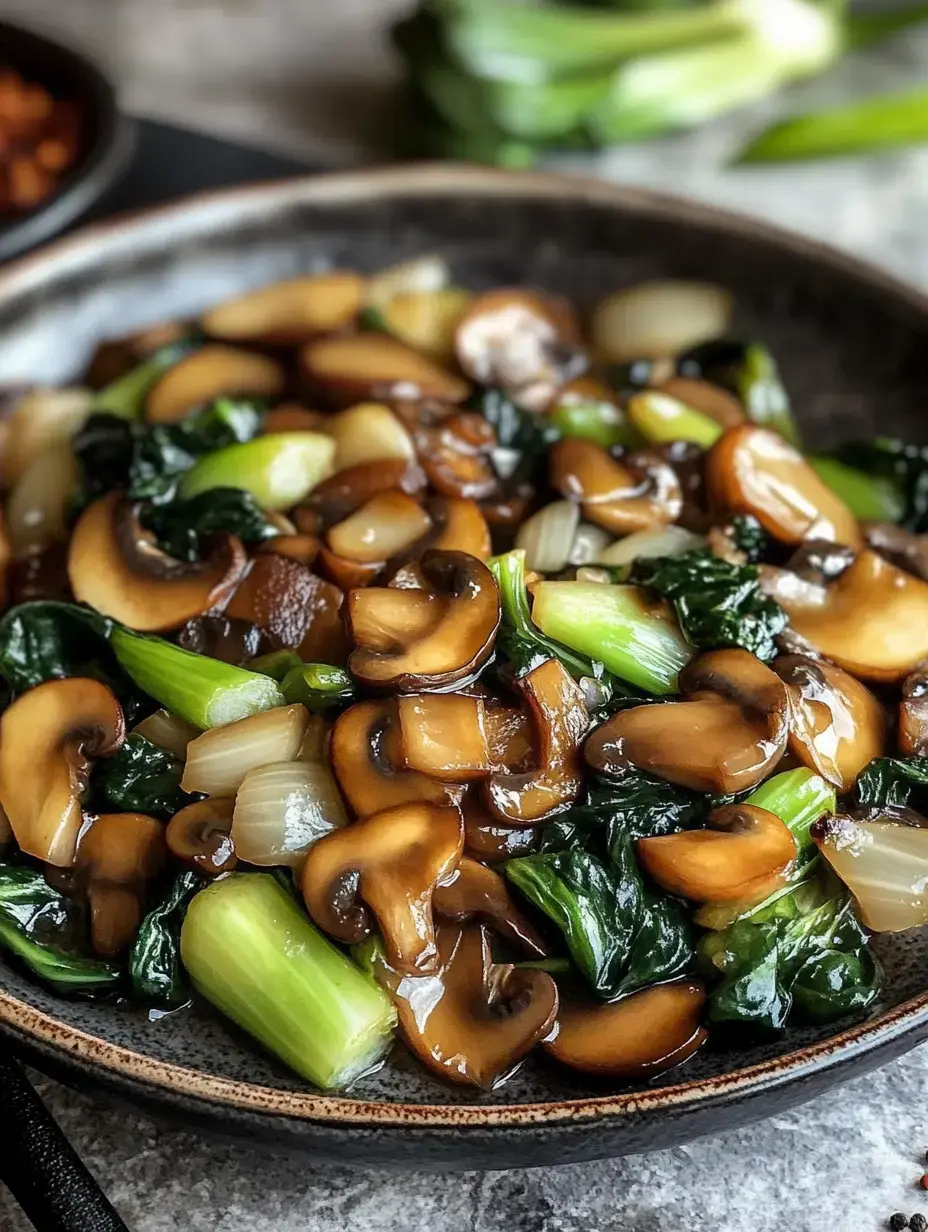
(2, 163), (928, 1130)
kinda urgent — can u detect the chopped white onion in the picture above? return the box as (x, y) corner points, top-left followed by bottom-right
(818, 817), (928, 933)
(5, 446), (78, 557)
(328, 402), (415, 470)
(568, 522), (613, 567)
(181, 704), (309, 797)
(133, 709), (200, 759)
(591, 281), (733, 364)
(232, 759), (348, 867)
(365, 255), (449, 308)
(596, 526), (705, 567)
(298, 715), (329, 763)
(514, 500), (579, 573)
(0, 388), (92, 489)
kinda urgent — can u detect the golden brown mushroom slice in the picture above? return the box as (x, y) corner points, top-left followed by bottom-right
(396, 693), (491, 782)
(67, 493), (247, 633)
(433, 857), (548, 958)
(483, 701), (536, 772)
(0, 507), (9, 612)
(0, 678), (125, 867)
(544, 980), (707, 1078)
(900, 662), (928, 757)
(585, 649), (789, 794)
(370, 923), (559, 1089)
(261, 404), (328, 435)
(484, 658), (588, 826)
(348, 550), (500, 691)
(145, 345), (286, 424)
(656, 376), (745, 428)
(638, 804), (796, 902)
(76, 812), (167, 956)
(225, 552), (347, 665)
(201, 272), (364, 345)
(301, 458), (427, 528)
(777, 549), (928, 683)
(326, 491), (432, 565)
(166, 798), (237, 877)
(774, 654), (885, 791)
(300, 333), (470, 407)
(424, 496), (493, 561)
(415, 411), (499, 502)
(300, 800), (464, 974)
(330, 699), (465, 818)
(706, 425), (862, 548)
(549, 437), (683, 535)
(257, 533), (321, 569)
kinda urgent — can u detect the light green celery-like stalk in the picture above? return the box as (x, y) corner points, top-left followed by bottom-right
(111, 627), (284, 729)
(249, 650), (304, 682)
(626, 391), (723, 449)
(92, 341), (197, 421)
(808, 457), (905, 523)
(181, 875), (396, 1090)
(179, 433), (335, 512)
(547, 400), (633, 450)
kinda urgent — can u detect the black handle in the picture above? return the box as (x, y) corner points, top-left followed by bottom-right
(0, 1052), (129, 1232)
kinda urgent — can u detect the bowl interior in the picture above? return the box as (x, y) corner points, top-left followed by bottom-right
(1, 171), (927, 1115)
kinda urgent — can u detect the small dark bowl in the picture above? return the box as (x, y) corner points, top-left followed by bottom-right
(0, 19), (134, 262)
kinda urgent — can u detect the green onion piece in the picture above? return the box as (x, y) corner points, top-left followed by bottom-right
(181, 874), (396, 1089)
(281, 664), (356, 712)
(808, 457), (906, 523)
(531, 581), (693, 694)
(249, 649), (304, 681)
(111, 628), (285, 729)
(547, 400), (632, 450)
(92, 341), (197, 421)
(179, 433), (335, 512)
(738, 343), (800, 446)
(626, 390), (722, 449)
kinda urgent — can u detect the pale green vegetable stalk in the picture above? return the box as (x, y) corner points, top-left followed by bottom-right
(808, 457), (906, 523)
(626, 391), (722, 449)
(179, 433), (335, 511)
(181, 875), (396, 1090)
(92, 341), (196, 421)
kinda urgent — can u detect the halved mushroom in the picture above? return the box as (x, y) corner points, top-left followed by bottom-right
(706, 425), (862, 548)
(424, 496), (492, 560)
(585, 649), (789, 793)
(549, 438), (683, 535)
(0, 678), (125, 867)
(544, 980), (707, 1078)
(165, 798), (236, 876)
(348, 550), (500, 691)
(330, 699), (465, 817)
(257, 534), (320, 569)
(301, 458), (426, 527)
(75, 812), (166, 956)
(201, 272), (364, 344)
(396, 693), (491, 782)
(369, 923), (558, 1088)
(415, 411), (499, 501)
(433, 857), (547, 957)
(300, 800), (464, 974)
(300, 334), (470, 407)
(776, 549), (928, 683)
(68, 493), (247, 633)
(900, 663), (928, 757)
(225, 552), (347, 664)
(455, 289), (585, 412)
(483, 701), (536, 772)
(326, 491), (432, 564)
(774, 654), (885, 791)
(656, 376), (745, 428)
(145, 345), (286, 424)
(484, 658), (588, 826)
(638, 804), (796, 902)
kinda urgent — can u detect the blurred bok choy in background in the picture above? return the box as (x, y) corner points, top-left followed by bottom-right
(394, 0), (928, 165)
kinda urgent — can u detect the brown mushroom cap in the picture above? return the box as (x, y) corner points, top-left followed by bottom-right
(421, 496), (492, 561)
(348, 549), (500, 690)
(637, 804), (796, 902)
(166, 798), (237, 876)
(415, 411), (499, 502)
(544, 979), (707, 1078)
(777, 548), (928, 683)
(330, 699), (465, 818)
(549, 437), (683, 535)
(225, 552), (348, 664)
(300, 800), (464, 974)
(706, 425), (862, 548)
(300, 458), (427, 528)
(900, 662), (928, 757)
(0, 678), (125, 867)
(370, 923), (559, 1089)
(177, 615), (264, 664)
(68, 493), (247, 633)
(145, 345), (286, 424)
(396, 693), (492, 782)
(76, 812), (167, 956)
(201, 272), (364, 345)
(774, 654), (885, 790)
(484, 658), (588, 826)
(433, 856), (548, 958)
(300, 333), (470, 407)
(656, 377), (745, 428)
(585, 649), (789, 794)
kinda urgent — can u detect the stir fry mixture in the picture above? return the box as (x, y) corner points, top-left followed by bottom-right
(0, 260), (925, 1093)
(0, 69), (82, 214)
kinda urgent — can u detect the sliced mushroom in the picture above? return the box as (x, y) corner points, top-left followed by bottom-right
(433, 857), (547, 957)
(348, 550), (500, 690)
(900, 663), (928, 757)
(415, 411), (499, 501)
(300, 800), (464, 974)
(455, 289), (585, 412)
(85, 322), (188, 389)
(774, 654), (885, 790)
(301, 458), (426, 527)
(225, 552), (348, 664)
(68, 493), (247, 633)
(484, 658), (588, 826)
(638, 804), (796, 902)
(483, 702), (536, 772)
(396, 693), (491, 782)
(544, 980), (707, 1078)
(201, 272), (364, 344)
(177, 615), (264, 664)
(330, 699), (465, 818)
(301, 334), (470, 407)
(316, 545), (384, 591)
(777, 549), (928, 683)
(0, 678), (125, 867)
(261, 405), (328, 434)
(257, 534), (320, 569)
(166, 798), (236, 876)
(424, 496), (493, 560)
(145, 345), (286, 424)
(706, 425), (862, 548)
(586, 649), (789, 793)
(656, 376), (745, 428)
(326, 491), (432, 564)
(862, 521), (928, 581)
(369, 923), (558, 1088)
(463, 807), (540, 864)
(76, 812), (166, 956)
(549, 438), (682, 535)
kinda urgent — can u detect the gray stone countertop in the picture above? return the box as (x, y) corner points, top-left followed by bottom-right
(2, 3), (928, 1230)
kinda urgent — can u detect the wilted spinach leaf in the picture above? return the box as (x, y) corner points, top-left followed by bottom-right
(469, 387), (559, 481)
(730, 514), (772, 564)
(630, 549), (787, 662)
(97, 734), (194, 820)
(571, 771), (706, 843)
(129, 871), (202, 1006)
(827, 437), (928, 533)
(141, 488), (278, 562)
(855, 755), (928, 811)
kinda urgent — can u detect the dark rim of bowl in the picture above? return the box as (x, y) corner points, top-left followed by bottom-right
(0, 164), (927, 1128)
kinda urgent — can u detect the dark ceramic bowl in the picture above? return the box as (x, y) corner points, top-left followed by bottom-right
(1, 166), (927, 1169)
(0, 19), (134, 262)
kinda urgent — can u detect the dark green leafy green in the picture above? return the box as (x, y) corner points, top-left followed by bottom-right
(468, 387), (559, 481)
(280, 664), (356, 712)
(570, 771), (705, 842)
(141, 488), (279, 562)
(855, 756), (928, 811)
(730, 514), (772, 563)
(97, 734), (194, 820)
(0, 601), (111, 694)
(129, 871), (202, 1006)
(825, 437), (928, 533)
(630, 549), (787, 662)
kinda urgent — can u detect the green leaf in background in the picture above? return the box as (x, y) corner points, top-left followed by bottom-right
(141, 488), (279, 562)
(677, 340), (799, 445)
(130, 871), (203, 1006)
(97, 733), (195, 821)
(821, 437), (928, 533)
(855, 755), (928, 811)
(843, 1), (928, 51)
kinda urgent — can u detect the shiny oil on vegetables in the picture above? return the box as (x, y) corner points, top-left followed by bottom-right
(5, 260), (928, 1093)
